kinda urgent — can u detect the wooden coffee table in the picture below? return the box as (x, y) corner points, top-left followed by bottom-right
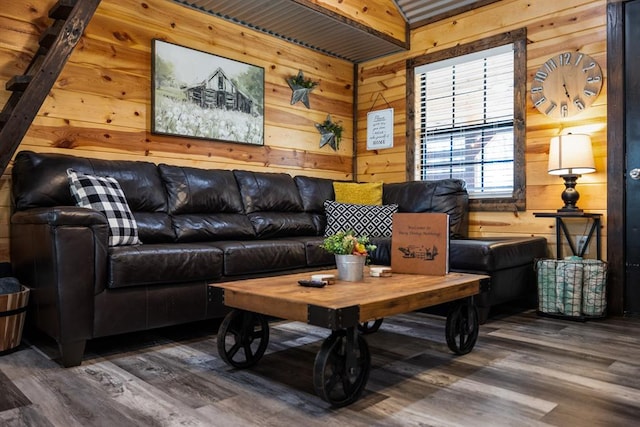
(209, 270), (488, 407)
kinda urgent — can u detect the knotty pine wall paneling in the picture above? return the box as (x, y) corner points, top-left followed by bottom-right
(0, 0), (356, 262)
(356, 0), (608, 260)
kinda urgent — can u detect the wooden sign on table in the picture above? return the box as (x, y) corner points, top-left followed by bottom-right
(391, 213), (450, 275)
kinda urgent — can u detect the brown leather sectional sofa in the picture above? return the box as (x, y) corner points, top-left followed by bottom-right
(10, 150), (546, 366)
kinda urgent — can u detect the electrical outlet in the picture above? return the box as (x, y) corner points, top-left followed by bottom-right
(576, 235), (589, 255)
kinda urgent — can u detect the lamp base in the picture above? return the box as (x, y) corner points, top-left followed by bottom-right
(557, 206), (583, 213)
(558, 174), (582, 212)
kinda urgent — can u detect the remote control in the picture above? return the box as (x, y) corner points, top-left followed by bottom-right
(298, 280), (326, 288)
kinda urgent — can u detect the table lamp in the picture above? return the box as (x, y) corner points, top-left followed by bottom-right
(547, 133), (595, 212)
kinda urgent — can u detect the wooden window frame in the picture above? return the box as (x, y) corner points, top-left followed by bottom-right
(406, 28), (527, 211)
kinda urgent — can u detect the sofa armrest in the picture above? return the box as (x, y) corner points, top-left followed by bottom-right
(10, 207), (110, 363)
(11, 206), (109, 227)
(449, 237), (548, 272)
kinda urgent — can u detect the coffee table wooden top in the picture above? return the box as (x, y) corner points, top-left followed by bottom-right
(210, 270), (488, 330)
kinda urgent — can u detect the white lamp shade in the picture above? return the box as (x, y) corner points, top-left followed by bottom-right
(548, 134), (596, 176)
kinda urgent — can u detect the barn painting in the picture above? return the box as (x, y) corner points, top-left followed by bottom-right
(152, 39), (264, 145)
(184, 68), (254, 114)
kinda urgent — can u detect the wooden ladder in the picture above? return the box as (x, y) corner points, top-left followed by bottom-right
(0, 0), (101, 175)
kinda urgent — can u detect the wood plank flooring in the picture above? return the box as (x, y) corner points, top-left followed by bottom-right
(1, 309), (639, 426)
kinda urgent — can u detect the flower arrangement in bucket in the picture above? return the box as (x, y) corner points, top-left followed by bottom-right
(321, 230), (376, 282)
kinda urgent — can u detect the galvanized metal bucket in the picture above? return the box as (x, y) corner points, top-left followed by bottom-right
(335, 255), (366, 282)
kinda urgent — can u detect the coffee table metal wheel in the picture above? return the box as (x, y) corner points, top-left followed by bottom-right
(357, 318), (383, 334)
(313, 329), (371, 407)
(445, 300), (479, 355)
(217, 309), (269, 368)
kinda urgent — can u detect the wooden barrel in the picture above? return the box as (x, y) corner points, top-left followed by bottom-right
(0, 285), (30, 352)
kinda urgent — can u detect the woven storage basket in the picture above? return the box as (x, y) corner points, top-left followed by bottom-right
(0, 285), (30, 351)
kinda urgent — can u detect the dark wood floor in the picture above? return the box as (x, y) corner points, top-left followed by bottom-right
(1, 308), (640, 426)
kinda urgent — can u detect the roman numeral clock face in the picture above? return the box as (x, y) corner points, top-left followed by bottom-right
(531, 52), (603, 119)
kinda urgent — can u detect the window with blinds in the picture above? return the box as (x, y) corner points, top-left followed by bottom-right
(415, 44), (515, 199)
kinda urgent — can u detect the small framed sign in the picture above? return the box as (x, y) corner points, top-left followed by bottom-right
(366, 108), (394, 150)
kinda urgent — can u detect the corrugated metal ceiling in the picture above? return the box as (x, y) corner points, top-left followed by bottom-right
(173, 0), (407, 63)
(394, 0), (500, 28)
(172, 1), (498, 63)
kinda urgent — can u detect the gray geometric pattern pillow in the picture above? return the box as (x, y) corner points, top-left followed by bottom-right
(324, 200), (398, 238)
(67, 169), (140, 246)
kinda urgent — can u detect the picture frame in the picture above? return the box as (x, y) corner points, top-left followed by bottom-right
(152, 39), (264, 145)
(366, 108), (394, 150)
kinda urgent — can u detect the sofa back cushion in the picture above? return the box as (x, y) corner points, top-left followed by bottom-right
(160, 164), (244, 214)
(234, 170), (316, 238)
(294, 176), (335, 213)
(234, 170), (304, 213)
(12, 151), (174, 243)
(159, 164), (255, 242)
(294, 175), (334, 234)
(383, 179), (469, 238)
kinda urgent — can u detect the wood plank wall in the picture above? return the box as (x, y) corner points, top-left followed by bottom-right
(0, 0), (356, 262)
(356, 0), (608, 260)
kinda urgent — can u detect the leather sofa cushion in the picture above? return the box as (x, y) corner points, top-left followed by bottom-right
(247, 212), (317, 238)
(383, 180), (469, 238)
(133, 212), (176, 243)
(292, 176), (331, 234)
(212, 240), (307, 276)
(294, 176), (335, 212)
(13, 151), (89, 209)
(108, 243), (224, 288)
(309, 213), (327, 236)
(287, 236), (335, 266)
(159, 164), (244, 214)
(171, 213), (256, 242)
(85, 159), (167, 214)
(234, 170), (304, 213)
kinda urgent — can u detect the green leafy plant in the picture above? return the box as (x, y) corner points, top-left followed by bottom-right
(321, 230), (376, 256)
(316, 114), (344, 150)
(287, 70), (318, 89)
(320, 117), (342, 140)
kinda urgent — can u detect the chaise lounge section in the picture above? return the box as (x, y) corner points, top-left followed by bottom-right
(10, 150), (546, 366)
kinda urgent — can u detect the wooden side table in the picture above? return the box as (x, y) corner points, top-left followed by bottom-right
(533, 212), (602, 260)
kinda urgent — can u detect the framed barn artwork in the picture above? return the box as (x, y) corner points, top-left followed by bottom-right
(151, 39), (264, 145)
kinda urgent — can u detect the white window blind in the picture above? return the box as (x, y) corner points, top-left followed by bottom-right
(415, 44), (515, 198)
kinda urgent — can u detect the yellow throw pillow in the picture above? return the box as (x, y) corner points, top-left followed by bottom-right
(333, 182), (383, 206)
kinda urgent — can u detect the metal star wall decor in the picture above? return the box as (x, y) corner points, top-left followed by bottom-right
(315, 114), (343, 151)
(286, 70), (317, 109)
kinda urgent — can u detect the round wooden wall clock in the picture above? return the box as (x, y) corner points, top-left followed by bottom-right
(530, 51), (603, 119)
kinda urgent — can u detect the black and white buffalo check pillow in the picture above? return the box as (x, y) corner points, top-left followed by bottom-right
(324, 200), (398, 238)
(67, 169), (140, 246)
